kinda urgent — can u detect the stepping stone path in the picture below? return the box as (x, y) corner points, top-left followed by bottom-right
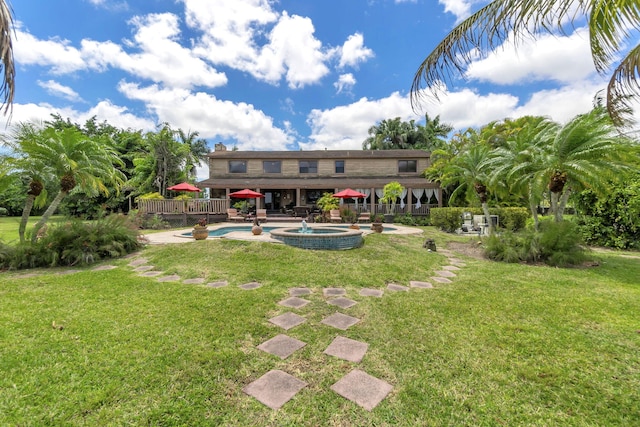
(243, 246), (470, 412)
(121, 248), (468, 412)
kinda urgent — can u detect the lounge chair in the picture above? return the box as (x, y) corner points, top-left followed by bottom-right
(330, 209), (342, 223)
(227, 208), (244, 222)
(256, 209), (267, 222)
(357, 212), (371, 223)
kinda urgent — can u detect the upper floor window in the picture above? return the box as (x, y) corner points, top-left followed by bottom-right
(263, 160), (282, 174)
(229, 160), (247, 173)
(299, 160), (318, 174)
(398, 160), (417, 173)
(335, 160), (345, 174)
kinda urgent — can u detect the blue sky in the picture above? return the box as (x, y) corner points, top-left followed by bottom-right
(9, 0), (609, 174)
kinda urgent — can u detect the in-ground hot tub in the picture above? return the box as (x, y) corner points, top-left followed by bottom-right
(270, 226), (363, 250)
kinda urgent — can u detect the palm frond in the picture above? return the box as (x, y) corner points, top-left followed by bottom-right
(606, 43), (640, 126)
(0, 0), (14, 116)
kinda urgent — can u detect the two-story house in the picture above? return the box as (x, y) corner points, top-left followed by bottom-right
(198, 143), (442, 215)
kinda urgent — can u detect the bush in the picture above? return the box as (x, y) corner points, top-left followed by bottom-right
(430, 207), (465, 232)
(5, 215), (143, 270)
(484, 221), (586, 267)
(0, 207), (7, 216)
(431, 207), (529, 233)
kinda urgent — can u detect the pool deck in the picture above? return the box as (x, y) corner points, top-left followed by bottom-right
(143, 222), (422, 244)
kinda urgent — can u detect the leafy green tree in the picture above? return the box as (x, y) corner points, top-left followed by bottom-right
(411, 0), (640, 127)
(363, 117), (411, 150)
(31, 127), (126, 242)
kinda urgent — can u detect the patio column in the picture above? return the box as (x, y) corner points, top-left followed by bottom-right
(296, 188), (301, 206)
(407, 188), (413, 214)
(256, 188), (262, 209)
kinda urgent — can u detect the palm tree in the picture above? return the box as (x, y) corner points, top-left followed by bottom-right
(427, 140), (496, 233)
(411, 0), (640, 126)
(532, 106), (636, 222)
(176, 129), (208, 182)
(0, 0), (15, 115)
(363, 117), (411, 150)
(3, 122), (54, 242)
(413, 114), (454, 151)
(31, 127), (126, 242)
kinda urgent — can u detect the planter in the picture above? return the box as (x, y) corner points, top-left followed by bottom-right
(252, 225), (263, 235)
(192, 227), (208, 240)
(371, 223), (384, 233)
(383, 214), (395, 223)
(349, 224), (360, 230)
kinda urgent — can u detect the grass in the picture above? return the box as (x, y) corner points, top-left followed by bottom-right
(1, 224), (639, 426)
(0, 215), (66, 243)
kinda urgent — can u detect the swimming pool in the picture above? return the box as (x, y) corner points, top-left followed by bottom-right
(181, 224), (396, 238)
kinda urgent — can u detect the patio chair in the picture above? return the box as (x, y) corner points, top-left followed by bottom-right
(330, 209), (342, 223)
(357, 212), (371, 223)
(256, 209), (268, 222)
(227, 208), (244, 222)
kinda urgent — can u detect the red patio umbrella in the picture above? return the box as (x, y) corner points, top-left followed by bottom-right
(167, 182), (201, 192)
(228, 189), (264, 198)
(333, 188), (366, 199)
(333, 188), (367, 210)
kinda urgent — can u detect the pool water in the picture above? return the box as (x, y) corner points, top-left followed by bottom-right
(181, 224), (396, 238)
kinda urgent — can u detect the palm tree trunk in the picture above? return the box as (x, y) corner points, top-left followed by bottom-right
(481, 202), (493, 235)
(19, 195), (35, 243)
(529, 198), (539, 231)
(550, 191), (561, 222)
(557, 188), (572, 221)
(31, 191), (67, 243)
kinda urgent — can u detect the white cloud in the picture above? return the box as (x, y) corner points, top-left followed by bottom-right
(37, 80), (83, 102)
(85, 0), (129, 12)
(438, 0), (476, 23)
(334, 73), (356, 94)
(118, 82), (293, 150)
(467, 29), (596, 85)
(3, 100), (155, 132)
(303, 92), (414, 150)
(14, 27), (86, 74)
(338, 33), (374, 69)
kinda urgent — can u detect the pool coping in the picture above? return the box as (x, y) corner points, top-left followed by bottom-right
(143, 222), (423, 244)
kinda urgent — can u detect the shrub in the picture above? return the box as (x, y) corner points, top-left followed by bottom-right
(6, 215), (142, 269)
(430, 207), (465, 232)
(484, 221), (586, 267)
(0, 207), (8, 216)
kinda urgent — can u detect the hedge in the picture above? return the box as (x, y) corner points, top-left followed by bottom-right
(430, 207), (529, 232)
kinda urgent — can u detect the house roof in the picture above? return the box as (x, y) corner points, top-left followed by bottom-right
(207, 149), (431, 160)
(198, 176), (436, 189)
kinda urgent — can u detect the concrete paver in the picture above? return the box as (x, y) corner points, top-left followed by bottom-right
(239, 282), (262, 290)
(206, 281), (228, 288)
(243, 370), (307, 410)
(289, 287), (312, 296)
(409, 281), (433, 289)
(278, 296), (310, 309)
(327, 297), (357, 309)
(257, 334), (306, 359)
(157, 274), (181, 282)
(387, 283), (409, 292)
(330, 369), (393, 411)
(431, 276), (453, 284)
(324, 336), (368, 363)
(360, 288), (384, 297)
(321, 313), (360, 330)
(269, 312), (306, 330)
(323, 288), (346, 297)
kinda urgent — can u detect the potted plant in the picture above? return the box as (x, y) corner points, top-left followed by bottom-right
(371, 214), (384, 233)
(380, 181), (404, 223)
(251, 217), (263, 235)
(192, 217), (208, 240)
(315, 192), (340, 222)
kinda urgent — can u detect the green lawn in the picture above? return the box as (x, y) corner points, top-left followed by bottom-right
(1, 225), (639, 426)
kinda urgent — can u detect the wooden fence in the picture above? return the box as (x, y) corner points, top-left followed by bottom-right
(138, 199), (230, 215)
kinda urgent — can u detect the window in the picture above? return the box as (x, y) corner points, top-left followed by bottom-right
(299, 160), (318, 174)
(398, 160), (417, 173)
(263, 160), (281, 174)
(335, 160), (345, 174)
(229, 160), (247, 173)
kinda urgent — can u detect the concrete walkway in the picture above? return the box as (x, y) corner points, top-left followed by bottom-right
(143, 221), (423, 244)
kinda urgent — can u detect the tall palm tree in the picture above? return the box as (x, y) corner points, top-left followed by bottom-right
(31, 127), (125, 242)
(413, 114), (454, 151)
(411, 0), (640, 126)
(0, 0), (15, 115)
(363, 117), (411, 150)
(176, 129), (208, 182)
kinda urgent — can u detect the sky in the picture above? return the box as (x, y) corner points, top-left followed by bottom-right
(7, 0), (613, 179)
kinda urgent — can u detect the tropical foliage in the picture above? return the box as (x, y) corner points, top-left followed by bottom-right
(411, 0), (640, 127)
(363, 114), (452, 150)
